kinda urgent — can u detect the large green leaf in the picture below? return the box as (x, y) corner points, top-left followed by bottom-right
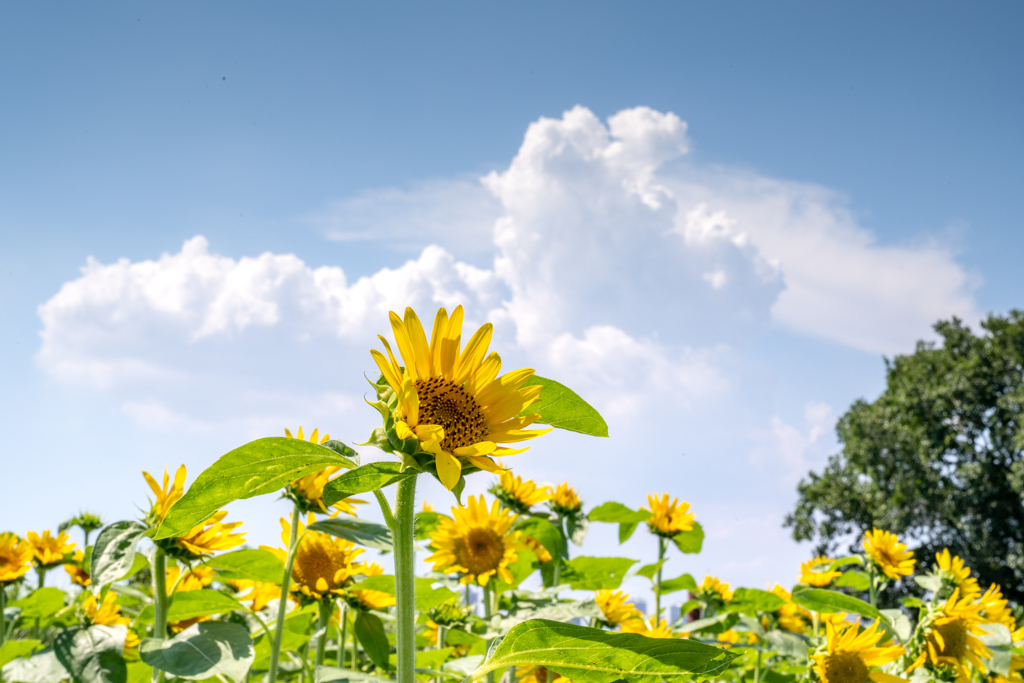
(587, 502), (651, 524)
(671, 523), (703, 554)
(138, 589), (244, 623)
(790, 586), (881, 620)
(0, 641), (43, 669)
(307, 518), (394, 551)
(1, 650), (68, 683)
(322, 462), (416, 506)
(155, 437), (357, 539)
(204, 549), (285, 583)
(54, 625), (127, 683)
(140, 622), (253, 682)
(91, 522), (149, 589)
(11, 589), (66, 621)
(729, 588), (786, 613)
(658, 573), (697, 595)
(519, 376), (608, 437)
(354, 612), (390, 670)
(353, 576), (459, 612)
(516, 517), (565, 561)
(467, 619), (736, 683)
(561, 557), (636, 590)
(834, 571), (870, 591)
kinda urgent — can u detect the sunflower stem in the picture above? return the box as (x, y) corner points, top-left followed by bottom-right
(150, 546), (168, 683)
(867, 565), (878, 608)
(315, 598), (331, 670)
(1, 586), (7, 662)
(394, 475), (418, 683)
(754, 649), (761, 683)
(268, 504), (302, 683)
(483, 584), (495, 683)
(655, 536), (665, 620)
(337, 601), (347, 667)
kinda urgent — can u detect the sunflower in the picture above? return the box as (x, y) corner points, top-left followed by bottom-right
(284, 427), (367, 515)
(171, 511), (245, 559)
(909, 588), (992, 678)
(549, 483), (582, 515)
(935, 549), (980, 599)
(143, 465), (187, 525)
(769, 585), (809, 634)
(65, 549), (91, 587)
(26, 529), (75, 567)
(978, 584), (1016, 629)
(82, 592), (139, 654)
(423, 501), (435, 512)
(622, 617), (676, 638)
(426, 495), (522, 586)
(491, 470), (551, 514)
(717, 630), (758, 647)
(370, 305), (551, 490)
(0, 533), (34, 584)
(347, 563), (396, 610)
(595, 590), (643, 627)
(813, 619), (906, 683)
(698, 576), (734, 603)
(228, 579), (280, 612)
(518, 667), (570, 683)
(642, 494), (695, 538)
(262, 513), (368, 602)
(862, 529), (915, 580)
(800, 556), (842, 587)
(166, 565), (216, 592)
(521, 535), (553, 563)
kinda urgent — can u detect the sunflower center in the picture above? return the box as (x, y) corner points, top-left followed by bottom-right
(415, 378), (487, 451)
(294, 538), (345, 591)
(824, 651), (870, 683)
(933, 620), (968, 658)
(454, 527), (505, 576)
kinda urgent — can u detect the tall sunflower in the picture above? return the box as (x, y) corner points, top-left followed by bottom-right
(642, 494), (694, 538)
(426, 495), (522, 586)
(813, 620), (905, 683)
(370, 305), (551, 490)
(262, 513), (369, 603)
(862, 529), (915, 580)
(0, 533), (33, 585)
(978, 584), (1016, 629)
(171, 510), (245, 559)
(491, 470), (551, 514)
(595, 589), (643, 627)
(909, 588), (992, 678)
(800, 556), (842, 587)
(935, 549), (980, 599)
(143, 465), (187, 525)
(26, 529), (75, 567)
(284, 427), (367, 515)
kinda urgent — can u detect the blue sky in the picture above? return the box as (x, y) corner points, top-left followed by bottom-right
(2, 3), (1022, 604)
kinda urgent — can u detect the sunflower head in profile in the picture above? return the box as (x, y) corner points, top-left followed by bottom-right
(346, 563), (396, 611)
(262, 514), (368, 603)
(426, 495), (521, 586)
(26, 529), (75, 568)
(642, 494), (694, 538)
(549, 483), (582, 515)
(143, 465), (187, 527)
(812, 619), (906, 683)
(369, 305), (552, 491)
(227, 579), (280, 612)
(934, 549), (980, 599)
(0, 533), (34, 585)
(909, 588), (992, 678)
(622, 617), (676, 639)
(491, 470), (551, 514)
(595, 589), (642, 627)
(862, 529), (915, 581)
(161, 510), (245, 560)
(800, 556), (842, 588)
(695, 575), (733, 612)
(978, 584), (1016, 629)
(284, 427), (367, 515)
(82, 592), (139, 655)
(64, 549), (91, 587)
(768, 584), (809, 634)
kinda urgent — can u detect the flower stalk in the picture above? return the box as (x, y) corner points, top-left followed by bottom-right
(314, 599), (332, 669)
(655, 537), (665, 620)
(268, 504), (302, 683)
(150, 546), (168, 683)
(337, 601), (347, 667)
(391, 476), (418, 683)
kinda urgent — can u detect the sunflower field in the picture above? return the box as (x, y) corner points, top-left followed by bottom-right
(1, 306), (1020, 683)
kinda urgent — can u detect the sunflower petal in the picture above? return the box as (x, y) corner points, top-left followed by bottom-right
(434, 450), (462, 491)
(404, 307), (433, 380)
(453, 441), (497, 457)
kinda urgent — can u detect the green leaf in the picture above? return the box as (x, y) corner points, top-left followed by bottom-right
(490, 548), (539, 595)
(728, 588), (785, 613)
(416, 648), (455, 672)
(350, 576), (458, 612)
(760, 631), (807, 659)
(0, 641), (43, 669)
(140, 622), (253, 682)
(659, 573), (697, 595)
(12, 588), (66, 620)
(618, 522), (640, 544)
(671, 523), (703, 554)
(828, 556), (864, 570)
(138, 589), (244, 624)
(880, 609), (913, 643)
(415, 511), (444, 540)
(124, 662), (151, 683)
(205, 549), (286, 583)
(1, 650), (68, 683)
(566, 515), (588, 547)
(91, 522), (149, 589)
(322, 462), (415, 506)
(54, 625), (127, 683)
(307, 518), (394, 551)
(561, 557), (636, 590)
(519, 376), (608, 437)
(587, 502), (650, 524)
(636, 560), (666, 580)
(354, 611), (390, 670)
(790, 586), (881, 620)
(315, 666), (391, 683)
(914, 574), (944, 593)
(467, 619), (736, 683)
(834, 571), (870, 591)
(516, 517), (565, 561)
(155, 436), (357, 539)
(679, 612), (739, 636)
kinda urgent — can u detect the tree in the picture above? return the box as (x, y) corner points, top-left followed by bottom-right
(786, 312), (1024, 603)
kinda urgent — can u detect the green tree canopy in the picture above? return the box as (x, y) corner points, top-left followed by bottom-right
(786, 312), (1024, 602)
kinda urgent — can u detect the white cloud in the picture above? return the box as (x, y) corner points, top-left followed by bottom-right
(752, 401), (838, 482)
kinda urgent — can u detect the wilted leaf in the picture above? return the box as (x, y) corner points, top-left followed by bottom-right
(205, 549), (285, 584)
(519, 376), (608, 437)
(140, 622), (253, 682)
(322, 462), (415, 506)
(91, 522), (149, 589)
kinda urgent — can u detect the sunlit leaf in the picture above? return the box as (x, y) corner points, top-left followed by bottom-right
(560, 557), (636, 590)
(54, 625), (127, 683)
(834, 571), (870, 591)
(204, 549), (285, 583)
(0, 641), (43, 669)
(315, 666), (391, 683)
(658, 573), (697, 595)
(790, 586), (881, 620)
(728, 588), (785, 613)
(91, 522), (149, 589)
(138, 590), (244, 624)
(308, 518), (394, 551)
(322, 462), (415, 506)
(11, 589), (66, 621)
(1, 650), (68, 683)
(140, 622), (253, 682)
(516, 517), (565, 561)
(587, 502), (650, 524)
(671, 523), (703, 554)
(519, 376), (608, 437)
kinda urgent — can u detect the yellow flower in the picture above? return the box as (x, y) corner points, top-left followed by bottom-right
(0, 533), (34, 584)
(550, 483), (581, 514)
(371, 305), (551, 490)
(518, 667), (570, 683)
(978, 584), (1016, 629)
(622, 617), (675, 638)
(642, 494), (694, 538)
(65, 550), (91, 587)
(166, 565), (216, 592)
(26, 530), (75, 567)
(716, 630), (758, 647)
(800, 556), (842, 587)
(595, 590), (643, 626)
(347, 564), (396, 610)
(284, 428), (367, 515)
(769, 585), (809, 634)
(143, 465), (187, 524)
(172, 511), (245, 558)
(262, 514), (368, 602)
(813, 619), (906, 683)
(423, 501), (435, 512)
(700, 576), (733, 602)
(935, 549), (980, 599)
(229, 580), (280, 612)
(521, 535), (552, 563)
(82, 592), (139, 654)
(493, 470), (552, 513)
(909, 588), (992, 678)
(862, 529), (915, 580)
(426, 495), (521, 586)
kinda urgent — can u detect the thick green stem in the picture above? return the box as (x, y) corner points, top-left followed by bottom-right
(754, 649), (761, 683)
(551, 514), (565, 592)
(1, 587), (7, 676)
(315, 599), (332, 669)
(268, 504), (302, 683)
(483, 584), (495, 683)
(350, 618), (358, 671)
(867, 565), (878, 608)
(337, 601), (347, 667)
(150, 547), (168, 683)
(84, 530), (92, 548)
(655, 537), (665, 620)
(394, 476), (418, 683)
